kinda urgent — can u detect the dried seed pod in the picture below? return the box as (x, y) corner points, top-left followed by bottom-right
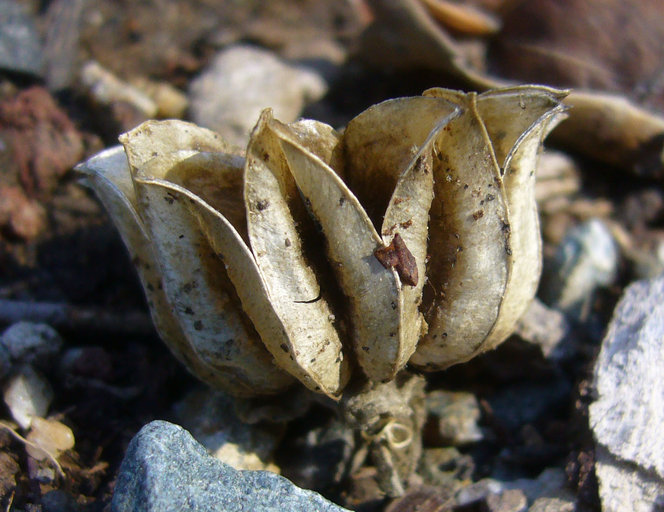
(78, 86), (565, 397)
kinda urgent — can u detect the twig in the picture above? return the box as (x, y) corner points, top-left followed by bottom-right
(0, 420), (65, 478)
(4, 489), (14, 512)
(0, 299), (154, 336)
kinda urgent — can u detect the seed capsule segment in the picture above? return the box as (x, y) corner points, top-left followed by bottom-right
(411, 87), (567, 369)
(79, 144), (289, 396)
(478, 88), (568, 350)
(245, 112), (350, 397)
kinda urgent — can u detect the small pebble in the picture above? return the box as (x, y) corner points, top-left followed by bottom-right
(485, 488), (528, 512)
(384, 485), (453, 512)
(188, 45), (327, 147)
(456, 479), (504, 506)
(131, 77), (189, 119)
(528, 496), (575, 512)
(1, 322), (63, 369)
(425, 390), (483, 445)
(173, 389), (283, 472)
(28, 460), (56, 484)
(540, 218), (619, 319)
(0, 0), (43, 76)
(3, 365), (53, 429)
(515, 298), (574, 361)
(505, 468), (567, 503)
(80, 60), (157, 117)
(456, 468), (569, 510)
(535, 151), (581, 214)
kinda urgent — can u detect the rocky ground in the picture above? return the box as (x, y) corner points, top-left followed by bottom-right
(1, 1), (663, 511)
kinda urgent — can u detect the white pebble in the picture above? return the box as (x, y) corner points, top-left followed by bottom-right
(3, 365), (54, 429)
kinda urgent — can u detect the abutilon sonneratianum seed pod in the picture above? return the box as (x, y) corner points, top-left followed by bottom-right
(78, 86), (566, 494)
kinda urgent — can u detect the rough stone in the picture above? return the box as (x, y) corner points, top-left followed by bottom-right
(111, 420), (351, 512)
(188, 45), (327, 147)
(80, 60), (158, 118)
(589, 273), (664, 512)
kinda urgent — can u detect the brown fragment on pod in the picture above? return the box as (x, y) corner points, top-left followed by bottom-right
(374, 233), (419, 287)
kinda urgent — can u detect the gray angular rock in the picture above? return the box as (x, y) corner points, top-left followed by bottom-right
(540, 219), (618, 319)
(0, 0), (43, 76)
(188, 45), (327, 147)
(589, 273), (664, 512)
(112, 420), (351, 512)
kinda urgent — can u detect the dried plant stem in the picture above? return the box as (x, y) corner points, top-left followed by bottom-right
(0, 420), (65, 478)
(0, 299), (154, 335)
(341, 373), (426, 497)
(4, 490), (14, 512)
